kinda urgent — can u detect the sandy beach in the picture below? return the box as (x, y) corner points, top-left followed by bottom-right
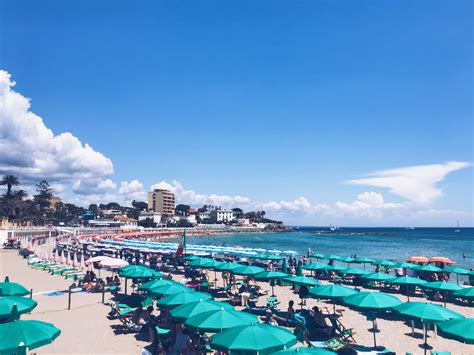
(1, 249), (472, 354)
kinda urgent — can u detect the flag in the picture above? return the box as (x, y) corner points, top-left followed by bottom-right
(175, 229), (186, 257)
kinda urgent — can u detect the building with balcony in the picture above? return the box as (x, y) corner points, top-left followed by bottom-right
(148, 189), (175, 216)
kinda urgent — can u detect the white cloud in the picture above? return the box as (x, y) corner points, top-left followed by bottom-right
(334, 192), (406, 219)
(0, 70), (113, 182)
(118, 180), (145, 201)
(346, 161), (470, 205)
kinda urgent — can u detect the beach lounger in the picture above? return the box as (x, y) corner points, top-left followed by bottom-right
(307, 337), (353, 352)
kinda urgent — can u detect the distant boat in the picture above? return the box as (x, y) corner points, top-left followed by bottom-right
(329, 224), (339, 232)
(455, 221), (461, 233)
(405, 227), (415, 230)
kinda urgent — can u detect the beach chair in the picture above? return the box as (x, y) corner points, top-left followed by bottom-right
(431, 352), (451, 355)
(307, 337), (353, 352)
(328, 316), (356, 342)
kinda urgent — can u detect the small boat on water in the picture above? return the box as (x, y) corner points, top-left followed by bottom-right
(455, 221), (461, 233)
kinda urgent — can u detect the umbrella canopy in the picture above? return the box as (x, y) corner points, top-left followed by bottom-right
(254, 271), (289, 281)
(185, 307), (258, 332)
(321, 255), (342, 261)
(339, 268), (369, 276)
(309, 284), (357, 299)
(438, 318), (474, 344)
(372, 260), (397, 267)
(283, 276), (320, 287)
(0, 296), (37, 319)
(353, 257), (375, 264)
(281, 258), (288, 273)
(361, 272), (396, 282)
(149, 283), (192, 297)
(249, 254), (284, 261)
(453, 287), (474, 299)
(429, 257), (454, 264)
(274, 348), (336, 354)
(0, 319), (61, 353)
(183, 255), (200, 262)
(388, 276), (426, 286)
(339, 257), (355, 263)
(393, 302), (463, 323)
(138, 279), (176, 291)
(216, 262), (244, 272)
(406, 256), (429, 263)
(396, 262), (419, 269)
(343, 292), (402, 311)
(418, 265), (443, 273)
(0, 277), (29, 297)
(119, 265), (163, 279)
(308, 253), (324, 259)
(188, 257), (216, 268)
(303, 263), (326, 271)
(443, 267), (470, 275)
(422, 281), (462, 292)
(170, 300), (234, 322)
(211, 323), (297, 354)
(157, 291), (212, 308)
(321, 265), (344, 272)
(85, 255), (113, 264)
(99, 258), (129, 268)
(233, 265), (266, 276)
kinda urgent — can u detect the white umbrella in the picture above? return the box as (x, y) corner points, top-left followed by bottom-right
(99, 258), (129, 268)
(85, 256), (114, 265)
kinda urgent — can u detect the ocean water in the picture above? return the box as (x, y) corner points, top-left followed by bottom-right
(173, 227), (474, 270)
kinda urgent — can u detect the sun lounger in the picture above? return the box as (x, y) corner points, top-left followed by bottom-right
(307, 338), (353, 352)
(351, 345), (395, 354)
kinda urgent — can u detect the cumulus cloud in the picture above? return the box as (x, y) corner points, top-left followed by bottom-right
(72, 178), (117, 195)
(345, 161), (470, 205)
(334, 192), (406, 219)
(0, 70), (113, 182)
(118, 180), (145, 201)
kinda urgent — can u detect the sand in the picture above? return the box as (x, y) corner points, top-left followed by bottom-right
(1, 249), (473, 354)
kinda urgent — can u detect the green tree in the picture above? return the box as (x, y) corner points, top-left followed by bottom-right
(0, 175), (20, 197)
(132, 200), (148, 210)
(175, 204), (190, 216)
(138, 217), (156, 228)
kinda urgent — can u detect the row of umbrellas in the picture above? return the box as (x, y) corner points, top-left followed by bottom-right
(0, 276), (61, 354)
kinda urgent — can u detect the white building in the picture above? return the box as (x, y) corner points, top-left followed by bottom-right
(138, 211), (163, 224)
(198, 211), (211, 220)
(210, 209), (235, 223)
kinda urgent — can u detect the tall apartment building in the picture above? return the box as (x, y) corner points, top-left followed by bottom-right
(148, 189), (175, 215)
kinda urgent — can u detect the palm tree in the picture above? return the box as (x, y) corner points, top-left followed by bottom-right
(0, 175), (20, 197)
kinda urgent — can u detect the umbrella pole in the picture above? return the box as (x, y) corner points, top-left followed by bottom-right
(406, 284), (410, 302)
(372, 319), (377, 348)
(333, 299), (336, 313)
(423, 323), (428, 355)
(272, 284), (275, 297)
(125, 278), (128, 295)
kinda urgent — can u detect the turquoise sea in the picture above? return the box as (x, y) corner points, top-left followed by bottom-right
(173, 227), (474, 270)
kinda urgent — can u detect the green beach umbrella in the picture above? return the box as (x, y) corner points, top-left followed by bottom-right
(234, 265), (266, 276)
(309, 284), (357, 311)
(183, 255), (200, 262)
(321, 255), (342, 261)
(281, 258), (288, 273)
(185, 307), (258, 332)
(388, 276), (426, 301)
(361, 272), (396, 282)
(210, 323), (297, 354)
(438, 318), (474, 344)
(453, 287), (474, 299)
(296, 264), (303, 276)
(339, 257), (355, 264)
(274, 348), (336, 354)
(353, 257), (375, 269)
(155, 326), (171, 335)
(393, 302), (464, 354)
(0, 296), (37, 320)
(283, 276), (320, 287)
(422, 281), (462, 292)
(304, 263), (326, 271)
(149, 283), (192, 297)
(372, 260), (397, 267)
(308, 253), (324, 259)
(339, 268), (369, 276)
(188, 257), (215, 268)
(321, 265), (344, 272)
(157, 291), (212, 308)
(250, 254), (284, 261)
(217, 262), (244, 272)
(443, 267), (470, 275)
(393, 302), (463, 323)
(396, 262), (419, 269)
(0, 318), (61, 353)
(343, 292), (402, 347)
(418, 265), (443, 273)
(118, 265), (163, 279)
(255, 271), (289, 295)
(138, 279), (176, 291)
(0, 277), (29, 297)
(170, 299), (233, 322)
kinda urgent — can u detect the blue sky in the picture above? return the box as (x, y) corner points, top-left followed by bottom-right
(0, 0), (472, 226)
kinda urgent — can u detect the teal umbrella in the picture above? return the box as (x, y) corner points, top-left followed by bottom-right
(387, 276), (426, 301)
(438, 318), (474, 344)
(249, 254), (284, 261)
(255, 271), (289, 296)
(372, 260), (397, 267)
(393, 302), (464, 353)
(170, 299), (233, 322)
(360, 272), (396, 282)
(339, 257), (355, 264)
(321, 265), (344, 272)
(0, 318), (61, 353)
(296, 264), (303, 276)
(304, 263), (326, 271)
(283, 276), (320, 287)
(138, 279), (176, 291)
(418, 265), (442, 273)
(321, 255), (342, 261)
(183, 255), (200, 262)
(343, 292), (402, 347)
(157, 291), (212, 308)
(309, 284), (357, 311)
(0, 296), (37, 320)
(210, 323), (297, 354)
(149, 283), (192, 297)
(339, 268), (369, 276)
(118, 266), (163, 279)
(453, 287), (474, 299)
(217, 262), (244, 272)
(396, 262), (419, 269)
(443, 267), (470, 284)
(185, 307), (258, 332)
(0, 277), (29, 297)
(189, 257), (216, 268)
(281, 258), (288, 273)
(422, 281), (462, 292)
(353, 258), (375, 269)
(308, 253), (324, 259)
(274, 348), (336, 354)
(234, 265), (266, 276)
